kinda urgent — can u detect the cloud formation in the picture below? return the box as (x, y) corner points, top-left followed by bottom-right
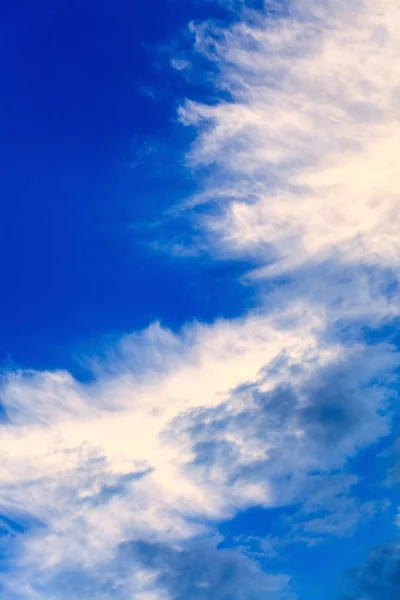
(343, 541), (400, 599)
(1, 0), (400, 598)
(183, 0), (400, 272)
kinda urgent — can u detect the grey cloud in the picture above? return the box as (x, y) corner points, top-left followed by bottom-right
(79, 468), (153, 509)
(181, 345), (397, 480)
(167, 345), (398, 546)
(9, 538), (293, 600)
(120, 538), (293, 600)
(378, 437), (400, 488)
(342, 542), (400, 600)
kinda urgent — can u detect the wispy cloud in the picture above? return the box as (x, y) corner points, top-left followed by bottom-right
(182, 0), (400, 280)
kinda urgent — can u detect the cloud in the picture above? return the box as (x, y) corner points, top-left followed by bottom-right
(174, 343), (398, 511)
(1, 0), (400, 598)
(342, 541), (400, 599)
(0, 310), (333, 583)
(180, 0), (400, 312)
(0, 317), (397, 598)
(120, 538), (293, 600)
(23, 537), (293, 600)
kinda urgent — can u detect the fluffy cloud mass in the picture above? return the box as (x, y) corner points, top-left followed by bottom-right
(1, 0), (400, 598)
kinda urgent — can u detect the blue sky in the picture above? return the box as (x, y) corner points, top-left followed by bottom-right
(0, 0), (251, 375)
(1, 1), (400, 599)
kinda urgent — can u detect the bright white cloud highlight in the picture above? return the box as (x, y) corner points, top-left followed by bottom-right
(182, 0), (400, 279)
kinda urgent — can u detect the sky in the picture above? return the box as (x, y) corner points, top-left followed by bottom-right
(0, 0), (400, 598)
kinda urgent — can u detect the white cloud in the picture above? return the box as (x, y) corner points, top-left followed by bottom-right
(0, 309), (397, 598)
(171, 58), (191, 71)
(181, 0), (400, 281)
(0, 307), (332, 572)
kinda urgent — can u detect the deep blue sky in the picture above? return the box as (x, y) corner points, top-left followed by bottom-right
(0, 0), (255, 375)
